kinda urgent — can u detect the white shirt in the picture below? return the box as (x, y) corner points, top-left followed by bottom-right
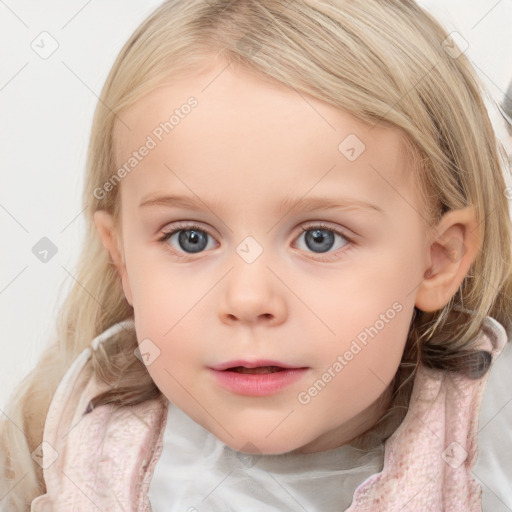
(149, 341), (512, 511)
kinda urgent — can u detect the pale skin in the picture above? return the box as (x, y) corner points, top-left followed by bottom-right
(94, 59), (481, 455)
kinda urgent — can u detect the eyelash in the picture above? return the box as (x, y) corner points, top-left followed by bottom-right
(157, 222), (354, 262)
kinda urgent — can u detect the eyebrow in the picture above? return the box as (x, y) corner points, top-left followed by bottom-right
(139, 193), (384, 216)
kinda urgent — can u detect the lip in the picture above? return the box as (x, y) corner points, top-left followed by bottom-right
(208, 360), (309, 397)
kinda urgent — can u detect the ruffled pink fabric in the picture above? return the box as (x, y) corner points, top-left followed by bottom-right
(31, 317), (507, 511)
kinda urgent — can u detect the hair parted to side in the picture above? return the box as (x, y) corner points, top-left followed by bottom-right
(2, 0), (511, 508)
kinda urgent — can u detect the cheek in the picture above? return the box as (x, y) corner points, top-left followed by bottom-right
(309, 303), (413, 428)
(126, 258), (208, 357)
(309, 251), (418, 414)
(131, 276), (207, 400)
(132, 276), (198, 350)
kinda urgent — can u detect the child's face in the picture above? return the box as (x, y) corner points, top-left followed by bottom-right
(108, 60), (432, 455)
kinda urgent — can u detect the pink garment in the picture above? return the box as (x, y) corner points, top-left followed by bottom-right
(30, 317), (507, 511)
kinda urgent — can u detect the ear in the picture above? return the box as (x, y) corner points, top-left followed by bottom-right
(93, 210), (133, 307)
(415, 207), (481, 312)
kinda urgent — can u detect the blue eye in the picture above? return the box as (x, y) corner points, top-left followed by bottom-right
(158, 222), (352, 261)
(297, 224), (350, 255)
(158, 224), (214, 255)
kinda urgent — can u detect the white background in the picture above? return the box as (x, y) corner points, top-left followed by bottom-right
(1, 0), (511, 412)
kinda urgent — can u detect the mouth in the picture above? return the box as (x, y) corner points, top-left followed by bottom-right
(224, 366), (288, 374)
(210, 359), (307, 372)
(209, 361), (309, 396)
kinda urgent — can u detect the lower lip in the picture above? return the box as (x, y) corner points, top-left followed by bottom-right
(209, 368), (308, 396)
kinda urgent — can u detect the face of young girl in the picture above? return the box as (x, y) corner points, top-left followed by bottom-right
(106, 59), (433, 455)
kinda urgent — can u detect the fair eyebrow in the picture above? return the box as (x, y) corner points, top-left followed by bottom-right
(138, 193), (385, 216)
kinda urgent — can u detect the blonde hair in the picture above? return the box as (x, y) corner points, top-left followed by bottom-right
(2, 0), (511, 508)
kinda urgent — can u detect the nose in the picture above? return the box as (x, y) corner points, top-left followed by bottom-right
(218, 253), (287, 326)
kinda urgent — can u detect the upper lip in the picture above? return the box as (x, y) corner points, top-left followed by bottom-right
(210, 359), (308, 371)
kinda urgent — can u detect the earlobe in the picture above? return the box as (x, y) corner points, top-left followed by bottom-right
(415, 207), (481, 312)
(93, 210), (134, 307)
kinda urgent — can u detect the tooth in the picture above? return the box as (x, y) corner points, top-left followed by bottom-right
(231, 366), (283, 374)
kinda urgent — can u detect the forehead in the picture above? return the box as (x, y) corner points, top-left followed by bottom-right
(112, 64), (418, 215)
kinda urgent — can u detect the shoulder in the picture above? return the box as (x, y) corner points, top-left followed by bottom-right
(35, 347), (108, 480)
(43, 347), (96, 443)
(31, 346), (169, 511)
(347, 316), (509, 511)
(475, 323), (512, 511)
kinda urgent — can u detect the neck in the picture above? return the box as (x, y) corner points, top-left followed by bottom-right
(292, 383), (395, 454)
